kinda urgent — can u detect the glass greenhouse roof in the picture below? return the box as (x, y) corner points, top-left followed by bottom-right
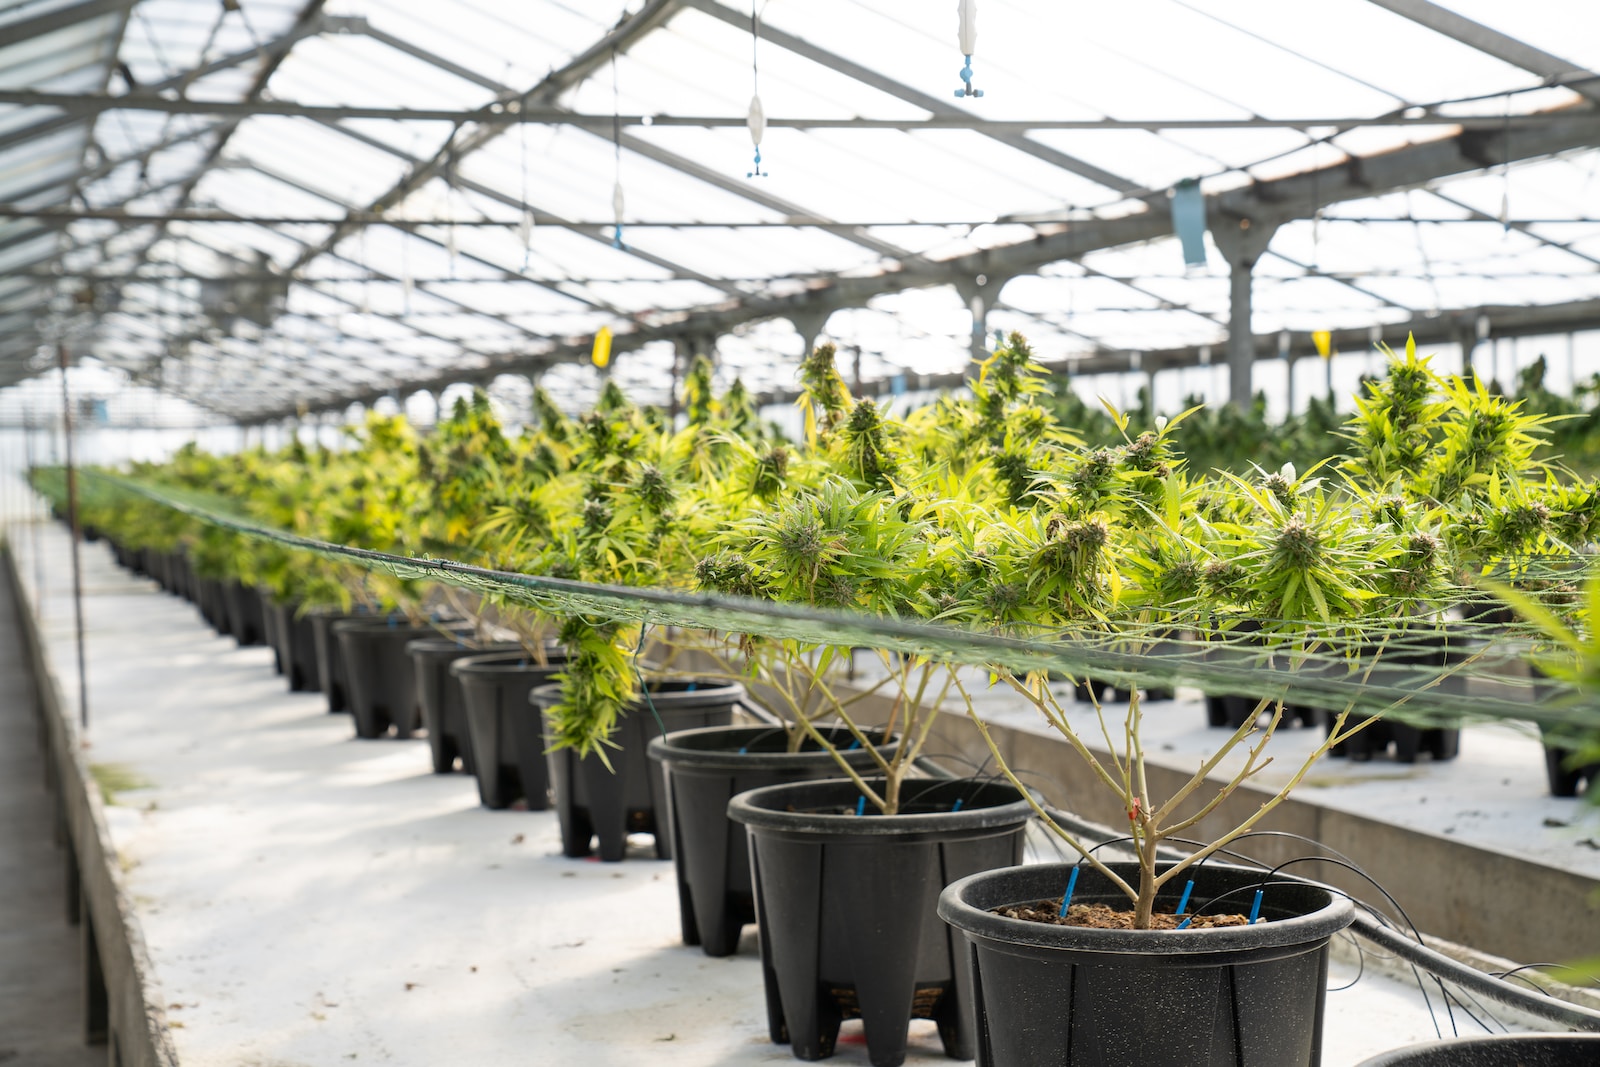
(0, 0), (1597, 420)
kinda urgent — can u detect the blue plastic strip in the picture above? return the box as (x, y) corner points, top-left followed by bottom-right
(1171, 178), (1207, 268)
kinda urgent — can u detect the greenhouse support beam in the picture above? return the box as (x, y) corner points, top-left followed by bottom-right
(228, 105), (1600, 423)
(0, 0), (131, 49)
(0, 90), (1588, 133)
(1211, 217), (1279, 411)
(1366, 0), (1600, 106)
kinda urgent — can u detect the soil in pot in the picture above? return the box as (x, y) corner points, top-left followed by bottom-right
(937, 860), (1354, 1067)
(334, 617), (430, 739)
(1355, 1034), (1600, 1066)
(647, 724), (898, 958)
(408, 635), (518, 774)
(452, 651), (569, 810)
(530, 679), (744, 863)
(266, 599), (322, 693)
(221, 580), (266, 647)
(729, 776), (1035, 1067)
(309, 609), (361, 713)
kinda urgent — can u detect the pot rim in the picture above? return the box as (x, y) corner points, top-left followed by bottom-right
(937, 860), (1355, 956)
(1353, 1033), (1600, 1066)
(449, 650), (571, 677)
(728, 775), (1036, 836)
(404, 635), (513, 656)
(527, 677), (746, 710)
(646, 722), (898, 769)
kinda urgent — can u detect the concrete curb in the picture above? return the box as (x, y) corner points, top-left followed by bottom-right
(4, 542), (180, 1067)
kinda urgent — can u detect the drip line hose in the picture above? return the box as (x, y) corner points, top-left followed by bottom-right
(1348, 911), (1600, 1033)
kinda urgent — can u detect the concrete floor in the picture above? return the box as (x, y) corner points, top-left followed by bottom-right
(7, 520), (1563, 1066)
(0, 559), (100, 1066)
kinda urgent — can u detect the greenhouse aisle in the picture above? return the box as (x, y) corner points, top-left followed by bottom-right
(7, 518), (1546, 1066)
(0, 558), (100, 1066)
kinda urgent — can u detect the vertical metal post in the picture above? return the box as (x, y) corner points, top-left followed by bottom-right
(58, 344), (90, 731)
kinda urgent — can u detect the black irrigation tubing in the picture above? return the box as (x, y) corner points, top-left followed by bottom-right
(1350, 912), (1600, 1033)
(76, 471), (1600, 731)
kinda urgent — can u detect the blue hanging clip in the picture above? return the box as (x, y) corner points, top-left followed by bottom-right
(748, 145), (766, 180)
(956, 55), (983, 99)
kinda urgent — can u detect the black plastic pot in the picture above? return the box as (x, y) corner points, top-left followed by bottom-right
(257, 587), (286, 675)
(309, 609), (360, 712)
(1356, 1034), (1600, 1065)
(221, 579), (265, 646)
(196, 576), (227, 633)
(334, 617), (428, 739)
(530, 679), (743, 863)
(729, 777), (1034, 1067)
(451, 651), (569, 810)
(647, 724), (898, 958)
(1327, 634), (1462, 763)
(408, 635), (515, 774)
(264, 599), (321, 693)
(937, 860), (1354, 1067)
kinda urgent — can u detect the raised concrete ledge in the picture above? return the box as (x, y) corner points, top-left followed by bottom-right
(5, 544), (180, 1067)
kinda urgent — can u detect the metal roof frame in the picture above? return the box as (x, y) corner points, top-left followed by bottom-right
(0, 0), (1596, 423)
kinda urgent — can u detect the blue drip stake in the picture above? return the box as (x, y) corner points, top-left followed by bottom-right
(1057, 866), (1081, 918)
(1248, 888), (1264, 924)
(951, 798), (964, 812)
(1175, 879), (1194, 917)
(845, 738), (860, 750)
(1175, 915), (1192, 930)
(855, 796), (866, 817)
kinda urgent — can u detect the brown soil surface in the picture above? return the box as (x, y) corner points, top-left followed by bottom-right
(996, 899), (1251, 930)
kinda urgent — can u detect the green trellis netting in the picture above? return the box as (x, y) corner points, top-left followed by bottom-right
(48, 468), (1600, 737)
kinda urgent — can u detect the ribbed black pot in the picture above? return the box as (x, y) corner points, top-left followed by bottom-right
(309, 609), (361, 712)
(1356, 1035), (1600, 1065)
(530, 679), (743, 863)
(647, 724), (898, 958)
(221, 580), (265, 646)
(408, 635), (515, 774)
(264, 599), (321, 693)
(937, 861), (1354, 1067)
(729, 777), (1034, 1067)
(451, 652), (569, 810)
(335, 618), (428, 739)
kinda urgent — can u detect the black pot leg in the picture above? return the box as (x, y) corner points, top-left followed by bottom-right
(755, 838), (838, 1060)
(1546, 746), (1585, 797)
(675, 823), (702, 947)
(429, 730), (456, 775)
(1391, 724), (1421, 763)
(1425, 728), (1460, 761)
(586, 771), (630, 863)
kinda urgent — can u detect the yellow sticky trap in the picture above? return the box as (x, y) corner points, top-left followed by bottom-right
(591, 326), (612, 369)
(1312, 330), (1332, 359)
